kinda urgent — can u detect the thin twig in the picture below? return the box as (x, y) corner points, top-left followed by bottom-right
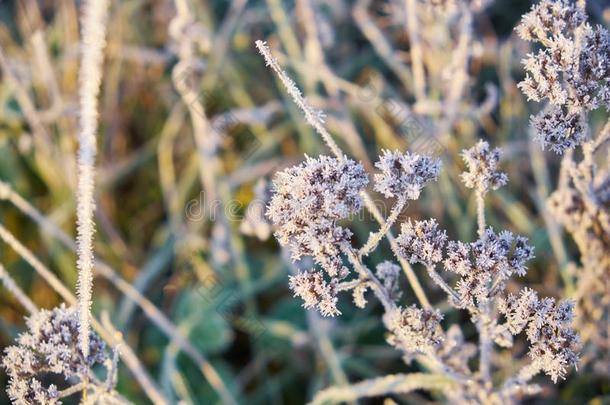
(0, 262), (38, 314)
(359, 196), (407, 257)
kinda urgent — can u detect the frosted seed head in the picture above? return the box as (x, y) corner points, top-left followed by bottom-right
(373, 150), (441, 200)
(376, 261), (403, 301)
(2, 305), (107, 404)
(499, 288), (580, 382)
(531, 106), (586, 154)
(460, 141), (508, 193)
(385, 305), (444, 356)
(289, 270), (340, 317)
(395, 219), (447, 266)
(444, 228), (534, 308)
(267, 155), (368, 276)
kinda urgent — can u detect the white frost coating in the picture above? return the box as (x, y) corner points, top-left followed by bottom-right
(75, 0), (109, 358)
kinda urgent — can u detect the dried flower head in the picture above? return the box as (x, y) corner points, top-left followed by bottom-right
(516, 0), (585, 43)
(499, 289), (579, 382)
(530, 106), (586, 154)
(376, 261), (402, 301)
(444, 228), (534, 308)
(385, 305), (444, 356)
(267, 155), (368, 276)
(460, 140), (508, 193)
(394, 219), (447, 265)
(568, 25), (610, 110)
(373, 150), (441, 200)
(2, 305), (107, 404)
(289, 270), (340, 317)
(518, 1), (610, 117)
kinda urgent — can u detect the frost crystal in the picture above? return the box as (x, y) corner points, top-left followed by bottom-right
(460, 141), (508, 193)
(2, 305), (107, 404)
(267, 155), (368, 276)
(395, 219), (447, 265)
(373, 150), (441, 199)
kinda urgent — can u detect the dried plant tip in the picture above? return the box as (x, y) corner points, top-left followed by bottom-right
(394, 219), (447, 265)
(352, 283), (369, 309)
(385, 305), (444, 356)
(531, 106), (586, 154)
(2, 305), (108, 404)
(289, 271), (340, 317)
(498, 289), (579, 383)
(373, 150), (441, 200)
(376, 261), (403, 301)
(267, 155), (368, 277)
(460, 140), (508, 193)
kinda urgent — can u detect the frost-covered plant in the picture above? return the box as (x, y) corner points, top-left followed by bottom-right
(267, 155), (368, 276)
(1, 305), (122, 404)
(75, 0), (110, 358)
(258, 40), (579, 403)
(374, 149), (441, 200)
(517, 0), (610, 373)
(517, 0), (609, 153)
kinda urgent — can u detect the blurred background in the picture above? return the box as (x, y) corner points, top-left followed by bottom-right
(0, 0), (609, 403)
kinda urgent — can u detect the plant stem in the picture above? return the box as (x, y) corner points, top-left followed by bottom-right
(476, 190), (486, 237)
(478, 302), (492, 384)
(256, 42), (432, 309)
(424, 264), (459, 304)
(360, 192), (432, 309)
(359, 196), (407, 257)
(404, 0), (426, 102)
(343, 246), (395, 312)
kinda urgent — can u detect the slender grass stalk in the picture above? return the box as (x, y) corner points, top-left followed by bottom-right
(404, 0), (426, 102)
(476, 190), (486, 238)
(308, 373), (456, 405)
(75, 0), (110, 358)
(359, 196), (407, 257)
(0, 263), (38, 315)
